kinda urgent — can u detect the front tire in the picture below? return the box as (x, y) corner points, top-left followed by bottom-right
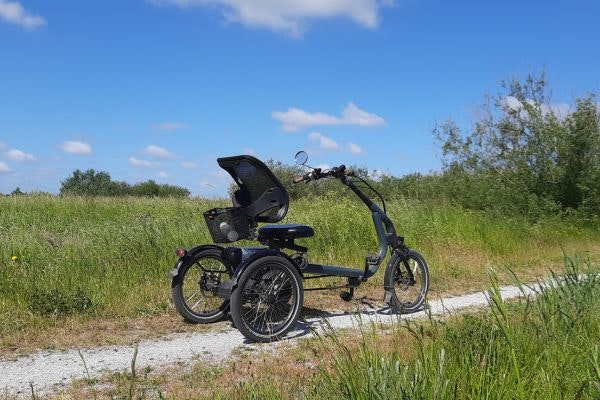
(230, 256), (303, 342)
(171, 248), (231, 323)
(384, 249), (429, 313)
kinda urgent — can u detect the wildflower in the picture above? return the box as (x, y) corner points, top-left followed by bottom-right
(11, 255), (17, 262)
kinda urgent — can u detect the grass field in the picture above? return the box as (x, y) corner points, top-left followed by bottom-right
(1, 194), (599, 354)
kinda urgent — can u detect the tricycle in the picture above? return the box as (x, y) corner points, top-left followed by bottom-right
(170, 152), (429, 342)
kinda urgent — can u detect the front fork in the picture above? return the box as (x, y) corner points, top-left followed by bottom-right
(383, 243), (415, 305)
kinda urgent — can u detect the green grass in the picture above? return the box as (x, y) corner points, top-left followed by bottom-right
(56, 257), (600, 400)
(309, 258), (600, 399)
(0, 194), (599, 342)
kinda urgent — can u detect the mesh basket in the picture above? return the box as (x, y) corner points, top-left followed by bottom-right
(203, 207), (252, 243)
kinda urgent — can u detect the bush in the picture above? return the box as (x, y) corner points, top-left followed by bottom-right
(60, 169), (190, 198)
(434, 73), (600, 218)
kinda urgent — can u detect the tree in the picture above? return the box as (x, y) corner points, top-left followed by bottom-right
(131, 180), (190, 198)
(60, 169), (129, 196)
(435, 73), (600, 216)
(60, 169), (192, 198)
(11, 187), (24, 196)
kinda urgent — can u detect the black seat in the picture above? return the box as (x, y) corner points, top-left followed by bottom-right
(258, 224), (314, 240)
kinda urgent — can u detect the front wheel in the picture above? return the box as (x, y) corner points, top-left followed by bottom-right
(171, 247), (231, 323)
(384, 249), (429, 313)
(230, 256), (303, 342)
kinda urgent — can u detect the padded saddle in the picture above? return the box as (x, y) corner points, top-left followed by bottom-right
(258, 224), (314, 240)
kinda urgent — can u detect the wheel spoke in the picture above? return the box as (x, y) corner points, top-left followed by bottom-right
(178, 254), (231, 318)
(239, 263), (297, 336)
(186, 290), (201, 303)
(394, 256), (424, 308)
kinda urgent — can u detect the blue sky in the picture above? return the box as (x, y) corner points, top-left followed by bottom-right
(1, 0), (599, 196)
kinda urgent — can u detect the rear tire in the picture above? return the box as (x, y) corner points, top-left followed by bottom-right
(384, 249), (429, 313)
(171, 248), (231, 323)
(230, 256), (303, 342)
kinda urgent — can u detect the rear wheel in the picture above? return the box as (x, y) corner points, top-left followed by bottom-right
(172, 248), (231, 323)
(230, 256), (303, 342)
(384, 249), (429, 313)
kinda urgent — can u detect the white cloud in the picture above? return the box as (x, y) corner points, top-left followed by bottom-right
(143, 145), (176, 159)
(7, 148), (36, 162)
(60, 141), (92, 155)
(273, 102), (386, 131)
(243, 148), (256, 155)
(0, 161), (10, 173)
(308, 132), (339, 150)
(347, 142), (364, 155)
(151, 122), (191, 131)
(129, 157), (157, 168)
(0, 142), (6, 150)
(501, 96), (572, 120)
(541, 103), (571, 119)
(0, 0), (46, 28)
(150, 0), (390, 37)
(369, 169), (385, 181)
(180, 161), (199, 169)
(157, 171), (170, 179)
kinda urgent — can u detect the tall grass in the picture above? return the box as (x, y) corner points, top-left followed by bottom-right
(0, 195), (598, 339)
(69, 257), (600, 399)
(311, 258), (600, 399)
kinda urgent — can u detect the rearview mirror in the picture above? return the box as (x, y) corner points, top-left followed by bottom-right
(294, 151), (308, 166)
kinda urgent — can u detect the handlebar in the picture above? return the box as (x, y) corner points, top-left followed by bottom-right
(292, 165), (353, 185)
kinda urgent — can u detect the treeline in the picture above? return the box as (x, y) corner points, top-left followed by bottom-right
(59, 169), (190, 198)
(266, 74), (600, 220)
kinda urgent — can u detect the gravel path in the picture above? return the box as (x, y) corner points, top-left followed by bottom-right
(0, 282), (541, 396)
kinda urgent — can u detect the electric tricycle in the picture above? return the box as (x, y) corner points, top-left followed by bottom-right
(170, 152), (429, 342)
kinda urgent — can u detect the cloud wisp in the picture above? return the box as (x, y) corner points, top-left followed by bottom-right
(0, 161), (11, 173)
(308, 132), (365, 155)
(150, 0), (391, 37)
(180, 161), (199, 169)
(0, 0), (46, 29)
(7, 148), (36, 162)
(129, 157), (158, 168)
(60, 141), (92, 155)
(151, 122), (191, 131)
(347, 142), (364, 155)
(143, 145), (176, 159)
(273, 102), (386, 131)
(308, 132), (339, 150)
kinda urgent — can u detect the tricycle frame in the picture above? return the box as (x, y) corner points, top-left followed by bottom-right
(170, 153), (429, 342)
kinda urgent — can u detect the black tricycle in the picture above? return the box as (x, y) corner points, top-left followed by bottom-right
(170, 152), (429, 342)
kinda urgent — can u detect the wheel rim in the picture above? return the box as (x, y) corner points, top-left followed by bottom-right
(182, 256), (228, 316)
(239, 264), (297, 337)
(393, 256), (426, 308)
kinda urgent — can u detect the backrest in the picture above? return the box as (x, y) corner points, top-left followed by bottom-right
(217, 155), (289, 223)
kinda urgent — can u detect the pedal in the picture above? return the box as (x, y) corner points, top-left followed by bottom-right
(365, 255), (380, 266)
